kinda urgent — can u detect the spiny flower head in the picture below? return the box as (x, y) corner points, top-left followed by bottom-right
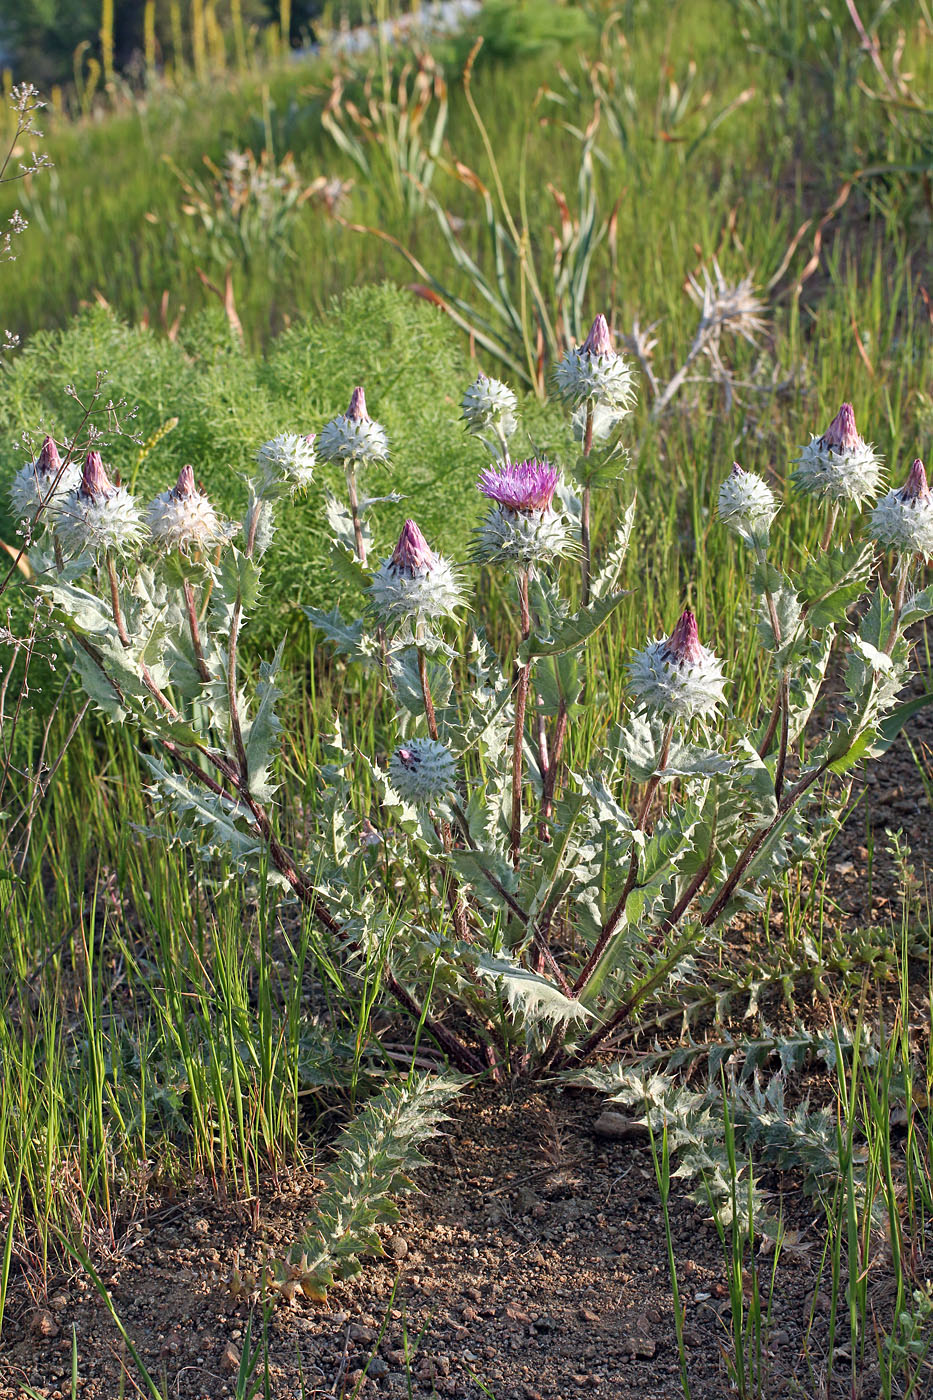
(145, 465), (229, 554)
(55, 451), (143, 559)
(389, 738), (457, 806)
(317, 386), (389, 467)
(370, 518), (464, 631)
(256, 432), (316, 490)
(553, 313), (636, 414)
(717, 461), (779, 548)
(9, 435), (81, 523)
(462, 372), (518, 440)
(792, 402), (883, 508)
(477, 459), (559, 513)
(627, 608), (727, 722)
(869, 458), (933, 558)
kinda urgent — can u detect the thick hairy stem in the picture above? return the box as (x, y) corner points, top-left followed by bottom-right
(418, 646), (470, 941)
(580, 402), (595, 607)
(417, 647), (439, 741)
(346, 463), (366, 567)
(510, 571), (532, 870)
(883, 555), (910, 655)
(754, 542), (790, 801)
(226, 600), (249, 782)
(820, 502), (841, 553)
(183, 578), (211, 684)
(700, 761), (829, 929)
(573, 720), (675, 996)
(106, 553), (131, 648)
(541, 700), (568, 825)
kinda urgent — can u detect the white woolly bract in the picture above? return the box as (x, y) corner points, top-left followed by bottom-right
(55, 486), (143, 559)
(717, 471), (778, 547)
(369, 555), (464, 630)
(389, 739), (457, 805)
(791, 437), (884, 508)
(9, 457), (81, 523)
(462, 376), (517, 437)
(145, 488), (229, 553)
(317, 413), (389, 466)
(256, 433), (316, 489)
(473, 505), (572, 572)
(553, 346), (636, 412)
(628, 638), (727, 722)
(869, 489), (933, 557)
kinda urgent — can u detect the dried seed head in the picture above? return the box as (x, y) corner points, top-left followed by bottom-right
(388, 738), (457, 805)
(145, 466), (229, 554)
(869, 458), (933, 558)
(792, 402), (884, 508)
(8, 436), (81, 522)
(717, 461), (779, 548)
(628, 609), (727, 722)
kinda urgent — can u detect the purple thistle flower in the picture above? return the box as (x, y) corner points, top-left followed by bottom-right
(390, 518), (438, 575)
(581, 313), (613, 357)
(477, 459), (559, 513)
(663, 609), (704, 666)
(347, 386), (370, 421)
(80, 450), (116, 501)
(821, 403), (861, 453)
(899, 458), (930, 504)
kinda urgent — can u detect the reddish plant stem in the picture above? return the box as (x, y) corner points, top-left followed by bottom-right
(572, 720), (674, 997)
(183, 578), (211, 684)
(509, 571), (532, 870)
(541, 699), (568, 825)
(346, 464), (366, 567)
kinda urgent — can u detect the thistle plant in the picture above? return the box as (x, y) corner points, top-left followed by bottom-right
(16, 356), (933, 1081)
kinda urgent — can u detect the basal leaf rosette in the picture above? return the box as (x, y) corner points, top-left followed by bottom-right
(627, 609), (727, 723)
(869, 459), (933, 559)
(370, 518), (464, 635)
(553, 314), (636, 416)
(473, 459), (572, 573)
(717, 462), (779, 549)
(317, 386), (389, 468)
(256, 432), (317, 492)
(791, 402), (883, 508)
(9, 436), (81, 523)
(145, 465), (231, 554)
(389, 738), (457, 806)
(462, 372), (517, 441)
(55, 451), (143, 560)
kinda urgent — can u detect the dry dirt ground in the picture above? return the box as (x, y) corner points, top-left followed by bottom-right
(1, 694), (932, 1400)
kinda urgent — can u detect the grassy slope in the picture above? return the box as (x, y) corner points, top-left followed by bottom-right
(1, 0), (932, 1360)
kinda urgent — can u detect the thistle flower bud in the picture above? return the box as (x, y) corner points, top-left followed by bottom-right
(255, 432), (317, 491)
(8, 435), (81, 522)
(869, 459), (933, 558)
(389, 738), (457, 806)
(473, 460), (571, 572)
(553, 313), (636, 414)
(145, 465), (229, 554)
(717, 462), (779, 548)
(317, 386), (389, 467)
(627, 608), (727, 722)
(55, 451), (143, 559)
(462, 372), (518, 440)
(370, 518), (464, 631)
(792, 402), (883, 508)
